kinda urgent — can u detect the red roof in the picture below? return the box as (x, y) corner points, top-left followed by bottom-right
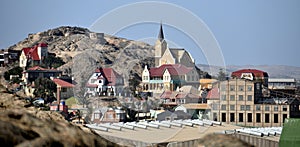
(231, 69), (268, 78)
(86, 84), (98, 88)
(149, 64), (192, 77)
(21, 43), (47, 61)
(27, 66), (47, 71)
(38, 43), (47, 47)
(94, 67), (122, 86)
(52, 78), (74, 88)
(22, 45), (40, 60)
(160, 91), (172, 99)
(206, 87), (220, 99)
(26, 66), (59, 72)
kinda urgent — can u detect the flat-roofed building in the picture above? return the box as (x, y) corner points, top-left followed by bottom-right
(207, 78), (300, 127)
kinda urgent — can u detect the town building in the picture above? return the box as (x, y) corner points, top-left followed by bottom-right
(52, 78), (74, 99)
(0, 49), (7, 66)
(154, 24), (195, 67)
(206, 69), (300, 127)
(0, 49), (20, 66)
(91, 107), (126, 123)
(85, 67), (124, 97)
(268, 78), (297, 97)
(141, 64), (199, 94)
(19, 43), (48, 68)
(22, 66), (62, 84)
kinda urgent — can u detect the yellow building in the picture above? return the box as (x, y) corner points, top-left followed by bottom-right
(207, 78), (299, 127)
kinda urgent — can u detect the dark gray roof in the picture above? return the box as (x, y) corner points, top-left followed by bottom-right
(158, 23), (164, 41)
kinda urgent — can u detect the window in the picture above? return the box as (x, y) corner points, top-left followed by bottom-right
(274, 106), (278, 111)
(221, 113), (226, 122)
(256, 83), (260, 90)
(239, 113), (243, 122)
(239, 85), (244, 91)
(61, 88), (67, 92)
(212, 104), (219, 110)
(221, 95), (226, 101)
(94, 113), (100, 119)
(220, 84), (227, 91)
(247, 85), (252, 91)
(240, 105), (245, 111)
(247, 95), (252, 101)
(256, 105), (261, 111)
(230, 105), (235, 111)
(283, 114), (287, 123)
(274, 114), (278, 123)
(247, 113), (252, 122)
(230, 85), (235, 91)
(238, 95), (243, 101)
(246, 105), (251, 111)
(230, 95), (235, 101)
(283, 106), (287, 111)
(265, 114), (270, 123)
(265, 106), (270, 111)
(256, 113), (261, 123)
(213, 113), (218, 121)
(221, 105), (226, 110)
(230, 113), (235, 122)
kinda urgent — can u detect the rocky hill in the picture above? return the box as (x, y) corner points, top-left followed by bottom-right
(8, 26), (155, 91)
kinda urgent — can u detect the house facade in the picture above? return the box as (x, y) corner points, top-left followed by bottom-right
(19, 43), (48, 68)
(52, 78), (74, 99)
(85, 67), (124, 97)
(141, 64), (199, 94)
(207, 69), (300, 127)
(22, 66), (62, 85)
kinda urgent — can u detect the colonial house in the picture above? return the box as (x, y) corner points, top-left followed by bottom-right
(22, 66), (62, 85)
(19, 43), (48, 68)
(141, 64), (199, 94)
(85, 67), (124, 97)
(52, 78), (74, 99)
(154, 23), (195, 67)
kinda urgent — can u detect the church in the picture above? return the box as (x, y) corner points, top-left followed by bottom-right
(154, 24), (195, 67)
(141, 24), (199, 94)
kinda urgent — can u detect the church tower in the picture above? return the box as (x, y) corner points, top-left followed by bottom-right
(154, 23), (167, 67)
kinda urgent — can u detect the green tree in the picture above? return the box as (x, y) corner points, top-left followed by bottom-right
(4, 66), (23, 83)
(217, 68), (227, 81)
(42, 55), (65, 68)
(33, 77), (56, 99)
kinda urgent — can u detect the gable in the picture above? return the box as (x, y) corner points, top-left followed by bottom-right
(160, 48), (175, 65)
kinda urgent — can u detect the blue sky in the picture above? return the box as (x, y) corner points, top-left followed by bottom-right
(1, 0), (300, 67)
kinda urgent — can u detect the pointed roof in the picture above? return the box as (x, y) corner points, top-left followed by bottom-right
(52, 78), (74, 88)
(149, 64), (192, 77)
(158, 23), (164, 41)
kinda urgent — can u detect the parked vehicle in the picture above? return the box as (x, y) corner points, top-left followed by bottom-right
(33, 98), (44, 107)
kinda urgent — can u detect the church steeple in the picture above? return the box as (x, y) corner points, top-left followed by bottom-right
(158, 22), (164, 41)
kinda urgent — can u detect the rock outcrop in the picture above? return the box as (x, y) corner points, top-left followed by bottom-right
(0, 84), (119, 147)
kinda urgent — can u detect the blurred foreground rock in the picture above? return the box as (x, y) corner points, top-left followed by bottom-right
(0, 84), (119, 147)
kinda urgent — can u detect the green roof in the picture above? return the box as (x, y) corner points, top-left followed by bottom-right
(279, 118), (300, 147)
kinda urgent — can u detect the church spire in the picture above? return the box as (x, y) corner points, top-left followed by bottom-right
(158, 22), (164, 41)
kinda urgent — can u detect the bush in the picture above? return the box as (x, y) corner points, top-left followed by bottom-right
(4, 66), (23, 83)
(42, 55), (65, 68)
